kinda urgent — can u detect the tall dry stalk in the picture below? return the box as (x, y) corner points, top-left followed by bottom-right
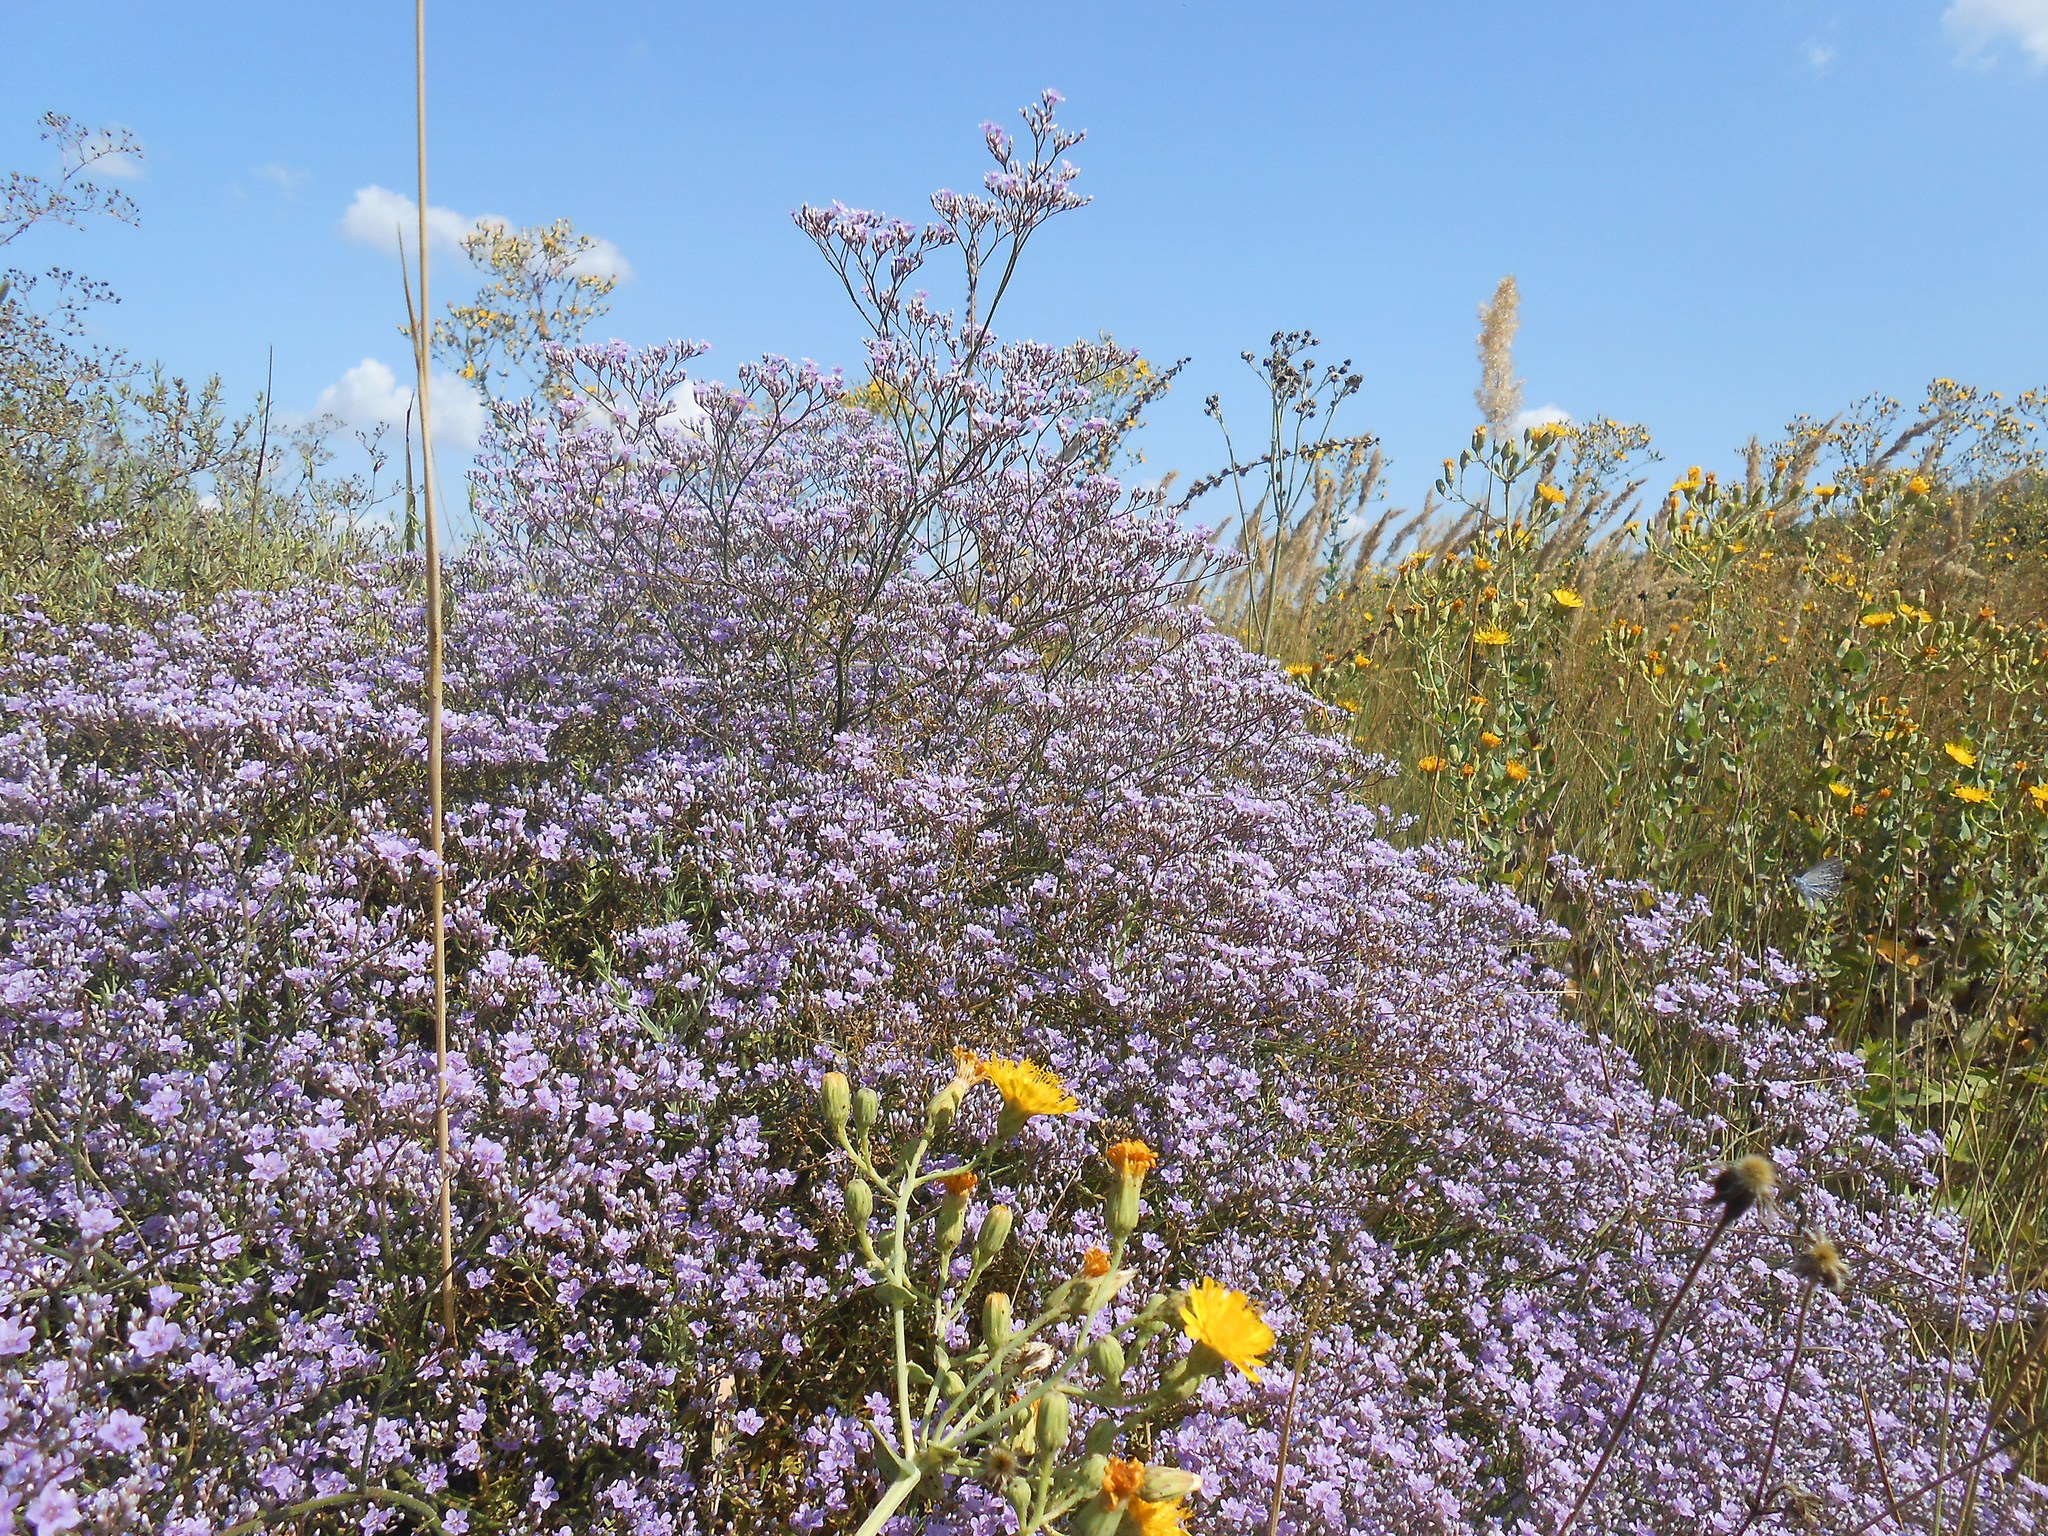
(410, 0), (456, 1345)
(1475, 275), (1523, 442)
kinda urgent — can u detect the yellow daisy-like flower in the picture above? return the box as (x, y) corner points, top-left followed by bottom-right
(1945, 741), (1978, 768)
(1473, 626), (1511, 646)
(1953, 784), (1993, 805)
(1081, 1246), (1112, 1279)
(980, 1057), (1078, 1119)
(1907, 474), (1932, 495)
(1535, 483), (1566, 505)
(1180, 1278), (1276, 1380)
(1417, 755), (1447, 773)
(940, 1171), (979, 1197)
(1480, 730), (1505, 749)
(1815, 484), (1840, 499)
(1827, 782), (1852, 799)
(1128, 1496), (1192, 1536)
(1472, 556), (1494, 574)
(1551, 587), (1584, 609)
(1504, 759), (1530, 782)
(1284, 662), (1314, 679)
(1860, 611), (1896, 627)
(2028, 784), (2048, 812)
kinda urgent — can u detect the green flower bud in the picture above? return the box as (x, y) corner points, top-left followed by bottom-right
(935, 1175), (974, 1252)
(1083, 1419), (1120, 1457)
(1068, 1495), (1123, 1536)
(926, 1082), (963, 1137)
(1140, 1465), (1203, 1501)
(820, 1071), (851, 1139)
(982, 1291), (1013, 1347)
(1107, 1177), (1140, 1239)
(973, 1203), (1013, 1264)
(852, 1087), (881, 1134)
(843, 1177), (873, 1227)
(1003, 1477), (1032, 1520)
(1089, 1333), (1126, 1390)
(1034, 1388), (1071, 1458)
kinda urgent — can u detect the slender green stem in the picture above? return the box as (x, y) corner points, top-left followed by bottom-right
(851, 1471), (925, 1536)
(216, 1489), (444, 1536)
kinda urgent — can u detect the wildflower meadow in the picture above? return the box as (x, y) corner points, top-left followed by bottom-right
(3, 77), (2046, 1536)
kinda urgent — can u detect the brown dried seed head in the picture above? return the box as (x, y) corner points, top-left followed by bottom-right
(1710, 1154), (1779, 1221)
(1792, 1231), (1848, 1295)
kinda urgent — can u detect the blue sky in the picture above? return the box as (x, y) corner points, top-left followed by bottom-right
(8, 1), (2048, 521)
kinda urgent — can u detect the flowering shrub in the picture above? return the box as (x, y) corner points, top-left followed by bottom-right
(1, 96), (2043, 1535)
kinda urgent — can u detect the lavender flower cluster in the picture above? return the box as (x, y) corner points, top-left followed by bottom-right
(2, 94), (2042, 1535)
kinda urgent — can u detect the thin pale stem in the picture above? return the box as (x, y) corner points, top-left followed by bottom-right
(1555, 1210), (1733, 1536)
(412, 0), (456, 1346)
(1736, 1284), (1815, 1535)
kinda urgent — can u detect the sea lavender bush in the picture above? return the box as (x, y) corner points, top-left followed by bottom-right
(1, 96), (2044, 1535)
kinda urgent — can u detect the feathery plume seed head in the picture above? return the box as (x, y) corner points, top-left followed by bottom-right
(1710, 1154), (1779, 1221)
(1475, 275), (1524, 443)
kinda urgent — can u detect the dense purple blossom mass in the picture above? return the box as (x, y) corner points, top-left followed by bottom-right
(2, 94), (2043, 1535)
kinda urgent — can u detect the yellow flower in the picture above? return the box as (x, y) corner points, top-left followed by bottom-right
(1128, 1496), (1192, 1536)
(1504, 759), (1530, 782)
(1952, 784), (1993, 805)
(1551, 587), (1584, 609)
(1284, 662), (1314, 679)
(1907, 474), (1932, 495)
(1352, 652), (1372, 666)
(1472, 556), (1494, 573)
(2029, 784), (2048, 812)
(1827, 782), (1852, 799)
(1480, 730), (1505, 749)
(940, 1170), (979, 1197)
(1473, 626), (1511, 646)
(1081, 1246), (1111, 1278)
(1815, 484), (1840, 499)
(1180, 1277), (1276, 1380)
(979, 1057), (1078, 1119)
(1105, 1139), (1159, 1179)
(1417, 755), (1447, 773)
(1101, 1459), (1145, 1506)
(1859, 611), (1896, 627)
(1535, 483), (1566, 505)
(1945, 741), (1978, 768)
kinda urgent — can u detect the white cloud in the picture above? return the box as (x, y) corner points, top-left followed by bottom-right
(78, 128), (145, 181)
(1944, 0), (2048, 64)
(311, 356), (485, 451)
(1804, 41), (1836, 72)
(1513, 404), (1571, 434)
(252, 162), (309, 199)
(339, 185), (490, 262)
(338, 186), (632, 279)
(568, 235), (633, 282)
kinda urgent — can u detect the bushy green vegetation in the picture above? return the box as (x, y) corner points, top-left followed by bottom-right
(1203, 318), (2048, 1423)
(1, 115), (398, 622)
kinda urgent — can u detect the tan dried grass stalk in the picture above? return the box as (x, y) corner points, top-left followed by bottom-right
(411, 0), (456, 1345)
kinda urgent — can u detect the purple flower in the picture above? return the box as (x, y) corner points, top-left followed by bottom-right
(128, 1317), (182, 1359)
